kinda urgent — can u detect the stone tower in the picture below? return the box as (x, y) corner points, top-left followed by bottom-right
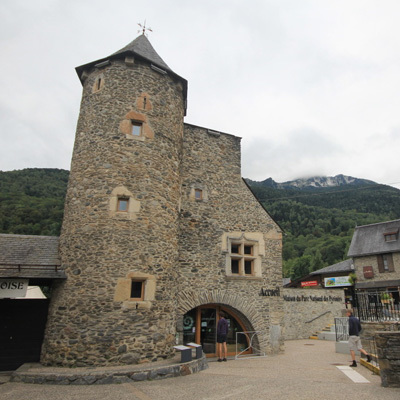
(42, 35), (188, 366)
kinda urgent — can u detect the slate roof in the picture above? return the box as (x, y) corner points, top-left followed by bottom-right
(0, 234), (64, 279)
(310, 259), (354, 275)
(75, 34), (188, 115)
(112, 34), (171, 71)
(347, 219), (400, 257)
(0, 234), (60, 266)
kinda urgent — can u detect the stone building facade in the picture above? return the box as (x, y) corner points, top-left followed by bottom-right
(348, 219), (400, 307)
(41, 34), (283, 367)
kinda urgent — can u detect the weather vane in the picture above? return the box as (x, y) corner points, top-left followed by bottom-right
(138, 20), (153, 36)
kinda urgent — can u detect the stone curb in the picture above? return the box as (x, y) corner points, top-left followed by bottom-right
(360, 358), (380, 375)
(10, 356), (208, 385)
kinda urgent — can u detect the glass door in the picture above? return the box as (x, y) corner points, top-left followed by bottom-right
(183, 305), (251, 357)
(183, 308), (197, 345)
(200, 308), (216, 354)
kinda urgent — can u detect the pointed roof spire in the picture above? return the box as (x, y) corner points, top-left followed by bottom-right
(75, 34), (188, 115)
(112, 34), (171, 72)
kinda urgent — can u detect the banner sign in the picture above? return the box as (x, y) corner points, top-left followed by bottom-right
(0, 279), (29, 298)
(324, 276), (351, 287)
(301, 280), (318, 287)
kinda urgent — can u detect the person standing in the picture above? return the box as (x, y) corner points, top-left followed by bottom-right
(347, 309), (372, 367)
(217, 312), (228, 362)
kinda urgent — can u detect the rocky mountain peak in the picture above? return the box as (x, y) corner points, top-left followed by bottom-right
(258, 174), (376, 190)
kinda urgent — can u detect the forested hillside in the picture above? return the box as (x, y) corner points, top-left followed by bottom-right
(0, 168), (69, 236)
(1, 168), (400, 282)
(247, 179), (400, 280)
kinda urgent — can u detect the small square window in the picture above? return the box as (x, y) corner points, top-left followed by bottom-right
(194, 189), (203, 200)
(384, 232), (398, 242)
(131, 121), (142, 136)
(131, 280), (144, 300)
(117, 198), (129, 211)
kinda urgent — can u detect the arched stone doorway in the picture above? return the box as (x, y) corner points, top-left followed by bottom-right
(182, 304), (254, 357)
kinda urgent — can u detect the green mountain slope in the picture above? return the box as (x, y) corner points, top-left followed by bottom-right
(247, 178), (400, 280)
(1, 169), (399, 282)
(0, 168), (69, 236)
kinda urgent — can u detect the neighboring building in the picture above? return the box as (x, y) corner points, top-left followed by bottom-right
(285, 259), (354, 288)
(284, 259), (354, 306)
(0, 234), (64, 370)
(348, 219), (400, 306)
(0, 34), (284, 369)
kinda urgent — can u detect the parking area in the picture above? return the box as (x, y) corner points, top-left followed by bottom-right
(1, 340), (399, 400)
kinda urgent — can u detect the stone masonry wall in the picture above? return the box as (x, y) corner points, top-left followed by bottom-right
(42, 41), (286, 367)
(178, 124), (284, 354)
(42, 58), (185, 367)
(375, 331), (400, 387)
(354, 252), (400, 283)
(359, 321), (400, 354)
(283, 288), (344, 340)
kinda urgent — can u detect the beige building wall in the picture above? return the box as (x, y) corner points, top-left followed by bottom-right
(282, 288), (344, 340)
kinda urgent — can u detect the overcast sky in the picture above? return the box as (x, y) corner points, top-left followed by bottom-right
(1, 0), (400, 187)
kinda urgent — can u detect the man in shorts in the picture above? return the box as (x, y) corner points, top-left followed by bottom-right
(347, 309), (372, 367)
(217, 312), (228, 362)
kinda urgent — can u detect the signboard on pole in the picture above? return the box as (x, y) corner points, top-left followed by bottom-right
(0, 279), (29, 298)
(324, 276), (351, 287)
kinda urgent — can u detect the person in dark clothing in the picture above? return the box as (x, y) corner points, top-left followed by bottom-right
(347, 309), (372, 367)
(217, 312), (228, 362)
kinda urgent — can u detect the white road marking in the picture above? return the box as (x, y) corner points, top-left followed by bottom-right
(336, 366), (370, 383)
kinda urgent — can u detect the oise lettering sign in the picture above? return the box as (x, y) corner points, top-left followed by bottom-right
(0, 279), (29, 298)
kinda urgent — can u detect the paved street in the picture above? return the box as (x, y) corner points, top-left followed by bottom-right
(1, 340), (399, 400)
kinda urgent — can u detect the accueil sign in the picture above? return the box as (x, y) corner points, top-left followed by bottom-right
(0, 279), (29, 298)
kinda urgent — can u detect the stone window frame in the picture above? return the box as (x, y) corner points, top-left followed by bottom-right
(222, 232), (265, 279)
(194, 188), (203, 200)
(92, 73), (105, 93)
(119, 110), (154, 141)
(230, 241), (256, 276)
(114, 272), (156, 310)
(109, 186), (140, 220)
(189, 184), (208, 202)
